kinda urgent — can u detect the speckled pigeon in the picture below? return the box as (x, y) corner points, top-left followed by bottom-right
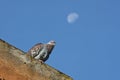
(27, 40), (56, 62)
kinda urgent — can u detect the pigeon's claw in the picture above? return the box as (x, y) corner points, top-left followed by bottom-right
(39, 60), (44, 64)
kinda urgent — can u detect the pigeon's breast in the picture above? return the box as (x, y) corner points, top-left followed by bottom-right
(34, 45), (48, 60)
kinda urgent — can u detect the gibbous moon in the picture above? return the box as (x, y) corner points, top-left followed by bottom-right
(67, 12), (79, 23)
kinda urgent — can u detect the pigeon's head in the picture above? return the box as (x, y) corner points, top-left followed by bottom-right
(47, 40), (56, 45)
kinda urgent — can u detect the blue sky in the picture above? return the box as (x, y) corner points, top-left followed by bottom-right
(0, 0), (120, 80)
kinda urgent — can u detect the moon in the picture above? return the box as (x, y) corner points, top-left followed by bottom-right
(67, 12), (79, 24)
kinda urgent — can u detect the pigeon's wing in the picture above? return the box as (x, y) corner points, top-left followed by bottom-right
(28, 43), (44, 57)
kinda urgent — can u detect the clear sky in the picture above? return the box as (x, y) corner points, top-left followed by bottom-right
(0, 0), (120, 80)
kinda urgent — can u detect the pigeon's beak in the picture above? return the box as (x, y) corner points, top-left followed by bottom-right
(48, 40), (56, 45)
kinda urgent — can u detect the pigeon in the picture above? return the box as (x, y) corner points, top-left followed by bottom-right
(27, 40), (56, 63)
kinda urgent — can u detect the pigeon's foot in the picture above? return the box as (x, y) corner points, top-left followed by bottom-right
(39, 60), (44, 64)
